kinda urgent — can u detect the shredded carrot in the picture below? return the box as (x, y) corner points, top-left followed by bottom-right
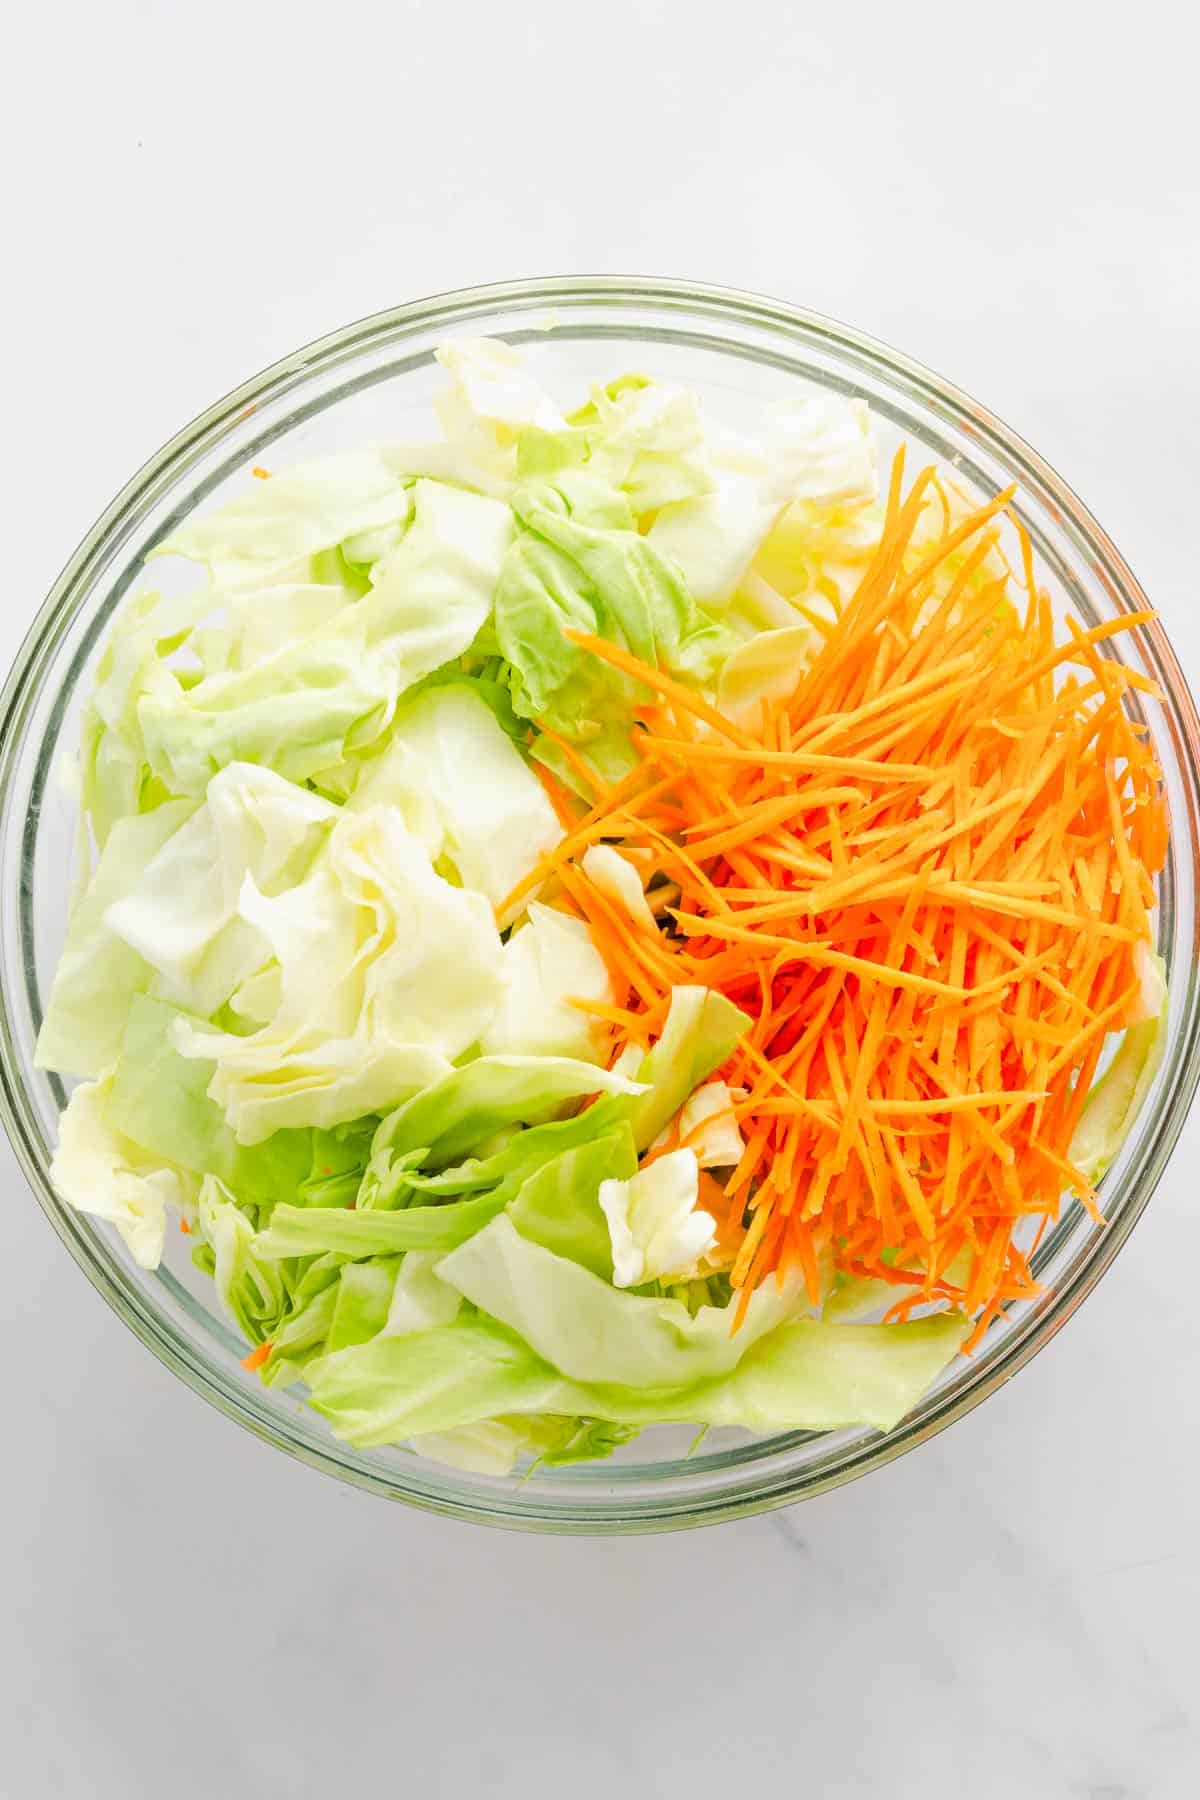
(241, 1341), (272, 1372)
(250, 466), (271, 480)
(533, 724), (610, 800)
(532, 761), (581, 832)
(524, 450), (1166, 1335)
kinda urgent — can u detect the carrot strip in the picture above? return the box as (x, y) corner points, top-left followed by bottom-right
(512, 450), (1167, 1332)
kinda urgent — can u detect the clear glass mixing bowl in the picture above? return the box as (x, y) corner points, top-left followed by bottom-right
(2, 277), (1198, 1532)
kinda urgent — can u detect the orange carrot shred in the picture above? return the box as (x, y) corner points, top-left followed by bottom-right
(518, 452), (1166, 1335)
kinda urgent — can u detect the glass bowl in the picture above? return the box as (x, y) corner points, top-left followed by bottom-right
(2, 276), (1198, 1533)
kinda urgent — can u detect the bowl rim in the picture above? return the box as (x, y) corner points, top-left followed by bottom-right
(3, 272), (1200, 1532)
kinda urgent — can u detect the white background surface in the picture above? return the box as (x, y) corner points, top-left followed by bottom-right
(3, 5), (1199, 1794)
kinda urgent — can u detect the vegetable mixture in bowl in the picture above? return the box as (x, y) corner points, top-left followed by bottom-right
(3, 281), (1196, 1526)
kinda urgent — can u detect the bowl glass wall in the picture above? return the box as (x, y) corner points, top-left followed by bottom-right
(2, 277), (1198, 1531)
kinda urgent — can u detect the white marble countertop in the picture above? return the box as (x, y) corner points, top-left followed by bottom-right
(3, 5), (1198, 1794)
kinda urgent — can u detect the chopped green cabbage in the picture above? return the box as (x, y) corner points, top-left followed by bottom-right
(42, 336), (1150, 1476)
